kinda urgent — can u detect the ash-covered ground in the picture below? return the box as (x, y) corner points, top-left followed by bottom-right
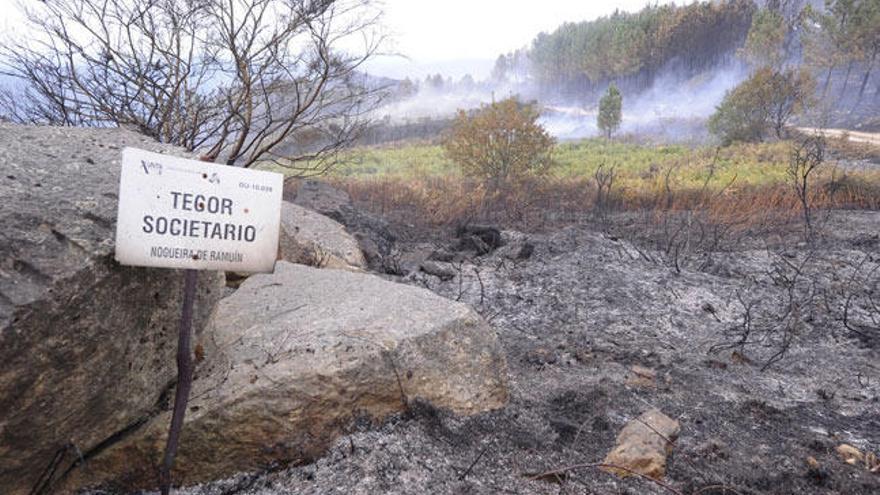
(164, 209), (879, 495)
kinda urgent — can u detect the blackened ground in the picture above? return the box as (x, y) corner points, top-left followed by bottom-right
(170, 209), (879, 495)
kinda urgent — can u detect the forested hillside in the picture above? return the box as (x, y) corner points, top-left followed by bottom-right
(802, 0), (880, 105)
(522, 0), (756, 95)
(490, 0), (879, 123)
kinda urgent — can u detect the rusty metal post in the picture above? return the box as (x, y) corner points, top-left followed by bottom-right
(159, 268), (198, 495)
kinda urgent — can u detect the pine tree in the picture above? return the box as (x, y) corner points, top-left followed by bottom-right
(597, 83), (623, 139)
(740, 8), (787, 68)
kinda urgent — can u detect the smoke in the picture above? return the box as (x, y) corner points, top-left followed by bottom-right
(377, 85), (501, 121)
(376, 61), (748, 142)
(371, 60), (750, 144)
(374, 74), (529, 122)
(540, 62), (749, 142)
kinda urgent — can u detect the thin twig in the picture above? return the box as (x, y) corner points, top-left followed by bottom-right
(526, 462), (685, 495)
(458, 446), (489, 480)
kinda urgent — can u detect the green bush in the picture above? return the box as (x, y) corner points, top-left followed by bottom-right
(443, 97), (555, 187)
(709, 67), (814, 145)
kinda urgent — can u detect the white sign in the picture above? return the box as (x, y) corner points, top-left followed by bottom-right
(115, 148), (284, 273)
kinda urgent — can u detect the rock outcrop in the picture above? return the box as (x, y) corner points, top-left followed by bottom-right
(287, 180), (397, 272)
(278, 201), (366, 270)
(286, 179), (353, 217)
(62, 261), (509, 492)
(0, 124), (225, 495)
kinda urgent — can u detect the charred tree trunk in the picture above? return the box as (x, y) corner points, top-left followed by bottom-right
(822, 64), (835, 97)
(839, 60), (854, 100)
(855, 49), (877, 105)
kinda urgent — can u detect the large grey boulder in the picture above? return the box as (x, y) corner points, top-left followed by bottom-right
(62, 261), (509, 492)
(278, 201), (366, 270)
(0, 124), (225, 495)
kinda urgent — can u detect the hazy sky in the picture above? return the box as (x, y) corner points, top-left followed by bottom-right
(0, 0), (671, 80)
(367, 0), (670, 79)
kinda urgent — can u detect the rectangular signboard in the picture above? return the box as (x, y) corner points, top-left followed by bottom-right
(115, 148), (284, 273)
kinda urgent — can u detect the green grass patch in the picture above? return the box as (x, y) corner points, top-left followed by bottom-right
(261, 138), (797, 191)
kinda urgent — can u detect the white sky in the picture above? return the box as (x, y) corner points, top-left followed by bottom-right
(367, 0), (670, 79)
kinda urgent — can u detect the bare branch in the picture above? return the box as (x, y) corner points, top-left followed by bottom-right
(0, 0), (388, 174)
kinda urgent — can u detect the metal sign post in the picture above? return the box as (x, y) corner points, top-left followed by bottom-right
(114, 148), (283, 493)
(160, 268), (197, 495)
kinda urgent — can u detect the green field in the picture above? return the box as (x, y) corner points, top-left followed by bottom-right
(264, 138), (798, 193)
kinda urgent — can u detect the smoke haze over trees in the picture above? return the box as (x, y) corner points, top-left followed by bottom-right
(524, 0), (755, 97)
(366, 0), (880, 145)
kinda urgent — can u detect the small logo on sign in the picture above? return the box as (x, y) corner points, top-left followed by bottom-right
(208, 172), (221, 184)
(141, 160), (163, 175)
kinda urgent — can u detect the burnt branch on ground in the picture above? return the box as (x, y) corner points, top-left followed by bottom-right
(710, 249), (818, 370)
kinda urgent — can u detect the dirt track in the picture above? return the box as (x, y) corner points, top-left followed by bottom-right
(796, 127), (880, 148)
